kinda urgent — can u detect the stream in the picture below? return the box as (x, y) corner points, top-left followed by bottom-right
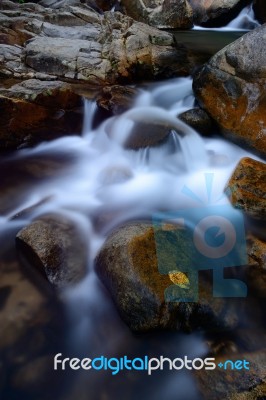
(0, 5), (263, 400)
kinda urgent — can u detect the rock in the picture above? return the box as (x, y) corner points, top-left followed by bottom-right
(236, 328), (266, 352)
(96, 85), (138, 115)
(193, 25), (266, 157)
(225, 157), (266, 220)
(120, 0), (193, 29)
(95, 222), (241, 332)
(195, 350), (266, 400)
(0, 221), (65, 397)
(253, 0), (266, 24)
(16, 213), (88, 287)
(93, 0), (117, 11)
(0, 2), (191, 84)
(123, 121), (173, 149)
(179, 108), (214, 136)
(246, 234), (266, 297)
(39, 0), (85, 8)
(39, 0), (113, 12)
(10, 355), (57, 395)
(23, 11), (189, 83)
(228, 382), (266, 400)
(0, 260), (59, 352)
(0, 79), (83, 150)
(188, 0), (246, 26)
(247, 234), (266, 270)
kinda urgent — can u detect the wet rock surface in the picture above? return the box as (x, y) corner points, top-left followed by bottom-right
(123, 121), (173, 149)
(246, 234), (266, 297)
(0, 1), (195, 149)
(193, 25), (266, 157)
(179, 107), (214, 136)
(0, 260), (53, 351)
(16, 213), (88, 287)
(0, 79), (83, 149)
(96, 222), (242, 333)
(0, 237), (64, 399)
(96, 85), (139, 116)
(188, 0), (246, 26)
(195, 350), (266, 400)
(120, 0), (193, 29)
(225, 157), (266, 220)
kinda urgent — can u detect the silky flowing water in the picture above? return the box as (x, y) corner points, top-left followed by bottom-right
(0, 6), (263, 400)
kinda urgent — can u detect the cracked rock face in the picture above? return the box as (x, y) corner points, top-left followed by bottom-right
(0, 2), (190, 84)
(120, 0), (193, 29)
(22, 11), (188, 84)
(193, 25), (266, 158)
(0, 1), (193, 149)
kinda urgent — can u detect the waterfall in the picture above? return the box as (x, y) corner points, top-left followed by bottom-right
(1, 77), (260, 258)
(1, 75), (263, 400)
(193, 4), (260, 31)
(226, 4), (260, 30)
(82, 99), (97, 135)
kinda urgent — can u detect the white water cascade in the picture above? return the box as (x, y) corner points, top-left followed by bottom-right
(193, 3), (260, 30)
(1, 76), (260, 297)
(0, 61), (263, 400)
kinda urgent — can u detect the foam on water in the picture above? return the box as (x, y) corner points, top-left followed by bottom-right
(1, 77), (259, 262)
(0, 77), (261, 398)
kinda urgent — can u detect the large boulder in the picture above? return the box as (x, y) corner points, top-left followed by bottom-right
(0, 79), (82, 150)
(246, 234), (266, 298)
(0, 260), (54, 351)
(188, 0), (246, 26)
(0, 3), (191, 84)
(225, 157), (266, 220)
(16, 213), (88, 287)
(23, 10), (189, 83)
(120, 0), (193, 29)
(193, 25), (266, 158)
(195, 350), (266, 400)
(96, 222), (242, 333)
(0, 254), (64, 398)
(0, 1), (194, 149)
